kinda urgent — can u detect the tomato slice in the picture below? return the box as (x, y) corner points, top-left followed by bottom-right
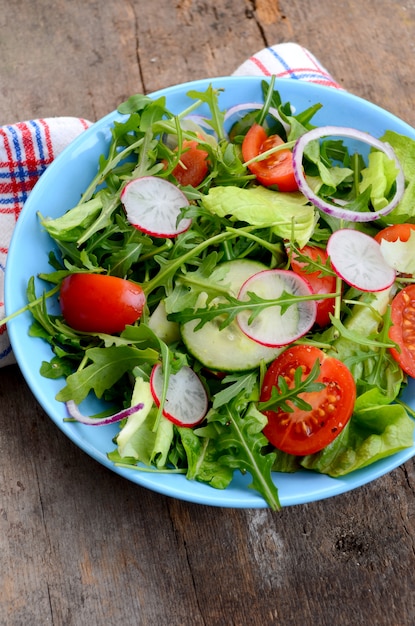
(241, 123), (298, 192)
(374, 223), (415, 243)
(60, 273), (146, 334)
(260, 345), (356, 456)
(289, 245), (337, 327)
(171, 140), (209, 187)
(389, 284), (415, 377)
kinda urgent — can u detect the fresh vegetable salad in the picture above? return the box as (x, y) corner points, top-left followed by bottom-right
(25, 80), (415, 509)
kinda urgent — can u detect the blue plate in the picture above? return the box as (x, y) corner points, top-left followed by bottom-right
(5, 76), (415, 507)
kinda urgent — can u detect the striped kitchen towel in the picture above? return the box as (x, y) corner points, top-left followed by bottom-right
(0, 42), (340, 367)
(0, 117), (91, 365)
(232, 42), (342, 89)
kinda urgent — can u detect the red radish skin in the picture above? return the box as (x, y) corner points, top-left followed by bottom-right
(236, 269), (317, 347)
(121, 176), (192, 238)
(327, 229), (396, 292)
(150, 364), (208, 427)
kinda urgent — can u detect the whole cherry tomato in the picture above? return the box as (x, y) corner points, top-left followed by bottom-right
(60, 273), (146, 334)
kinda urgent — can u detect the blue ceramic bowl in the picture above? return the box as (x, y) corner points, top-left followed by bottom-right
(5, 76), (415, 507)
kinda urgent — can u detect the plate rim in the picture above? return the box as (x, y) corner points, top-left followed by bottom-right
(5, 75), (415, 508)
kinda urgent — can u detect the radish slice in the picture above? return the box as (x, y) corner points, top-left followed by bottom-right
(327, 229), (396, 292)
(236, 269), (317, 347)
(224, 102), (291, 135)
(121, 176), (192, 238)
(150, 364), (208, 427)
(66, 399), (145, 426)
(292, 126), (405, 222)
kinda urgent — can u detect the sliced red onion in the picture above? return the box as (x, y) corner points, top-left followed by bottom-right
(183, 114), (216, 134)
(224, 102), (291, 135)
(66, 399), (145, 426)
(163, 116), (217, 148)
(292, 125), (405, 222)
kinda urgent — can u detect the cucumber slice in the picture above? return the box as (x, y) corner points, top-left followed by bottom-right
(180, 259), (284, 371)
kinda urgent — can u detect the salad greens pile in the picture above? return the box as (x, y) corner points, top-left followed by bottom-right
(25, 80), (415, 509)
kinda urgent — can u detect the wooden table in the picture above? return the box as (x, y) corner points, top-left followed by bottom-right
(1, 1), (415, 624)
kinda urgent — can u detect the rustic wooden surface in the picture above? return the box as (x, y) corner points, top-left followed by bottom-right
(1, 1), (415, 624)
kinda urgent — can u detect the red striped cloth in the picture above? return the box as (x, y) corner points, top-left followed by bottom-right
(233, 42), (342, 89)
(0, 43), (340, 366)
(0, 117), (91, 365)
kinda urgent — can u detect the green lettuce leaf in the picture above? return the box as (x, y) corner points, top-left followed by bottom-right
(116, 377), (154, 458)
(39, 196), (103, 242)
(378, 230), (415, 274)
(110, 411), (175, 469)
(379, 130), (415, 222)
(359, 150), (398, 211)
(300, 401), (414, 477)
(202, 185), (316, 248)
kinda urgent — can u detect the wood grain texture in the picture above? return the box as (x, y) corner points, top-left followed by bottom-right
(1, 1), (415, 624)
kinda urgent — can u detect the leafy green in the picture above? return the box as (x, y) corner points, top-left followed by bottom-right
(56, 345), (159, 404)
(19, 82), (415, 509)
(359, 150), (398, 211)
(258, 361), (324, 413)
(192, 401), (280, 509)
(168, 288), (321, 332)
(379, 130), (415, 222)
(202, 185), (316, 248)
(301, 401), (414, 477)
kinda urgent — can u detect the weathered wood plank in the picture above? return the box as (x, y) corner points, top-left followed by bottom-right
(1, 1), (415, 625)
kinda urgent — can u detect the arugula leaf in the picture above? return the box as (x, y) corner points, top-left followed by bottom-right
(198, 402), (280, 510)
(212, 371), (258, 409)
(186, 85), (225, 140)
(178, 426), (235, 489)
(168, 289), (320, 331)
(258, 360), (325, 413)
(56, 345), (159, 404)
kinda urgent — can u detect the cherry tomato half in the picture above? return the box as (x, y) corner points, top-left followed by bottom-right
(241, 123), (298, 192)
(374, 223), (415, 243)
(389, 284), (415, 378)
(260, 345), (356, 456)
(60, 273), (146, 334)
(290, 245), (337, 328)
(171, 140), (209, 187)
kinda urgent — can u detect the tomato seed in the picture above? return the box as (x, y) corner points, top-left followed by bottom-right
(278, 415), (291, 427)
(297, 421), (311, 436)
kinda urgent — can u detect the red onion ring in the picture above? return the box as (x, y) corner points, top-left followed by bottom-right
(224, 102), (291, 135)
(66, 399), (145, 425)
(183, 114), (216, 134)
(292, 125), (405, 222)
